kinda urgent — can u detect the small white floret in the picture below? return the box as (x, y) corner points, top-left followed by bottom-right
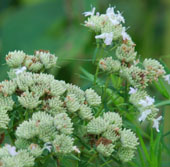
(5, 144), (18, 156)
(121, 27), (131, 41)
(129, 87), (137, 95)
(15, 66), (27, 75)
(163, 74), (170, 84)
(83, 7), (96, 17)
(73, 146), (81, 154)
(139, 96), (155, 107)
(95, 32), (113, 45)
(153, 116), (162, 132)
(138, 109), (151, 122)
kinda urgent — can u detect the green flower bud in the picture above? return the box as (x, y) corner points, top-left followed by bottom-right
(6, 50), (26, 68)
(66, 84), (85, 104)
(143, 58), (165, 82)
(118, 147), (135, 162)
(96, 143), (115, 157)
(0, 80), (17, 96)
(99, 57), (121, 73)
(25, 56), (43, 72)
(87, 117), (109, 135)
(120, 129), (139, 149)
(103, 112), (122, 128)
(16, 72), (34, 91)
(0, 109), (9, 129)
(50, 80), (66, 97)
(0, 96), (14, 111)
(54, 113), (73, 135)
(78, 104), (93, 120)
(65, 94), (80, 112)
(36, 50), (57, 69)
(18, 91), (41, 109)
(53, 134), (74, 154)
(28, 143), (43, 157)
(116, 44), (137, 63)
(85, 88), (101, 106)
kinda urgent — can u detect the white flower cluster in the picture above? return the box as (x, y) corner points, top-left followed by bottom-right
(6, 50), (57, 76)
(129, 87), (162, 132)
(0, 50), (103, 165)
(87, 112), (139, 161)
(84, 6), (165, 133)
(84, 6), (166, 89)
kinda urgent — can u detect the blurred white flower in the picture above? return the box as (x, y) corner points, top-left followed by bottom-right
(95, 32), (113, 45)
(138, 109), (151, 122)
(83, 7), (95, 17)
(121, 27), (131, 41)
(163, 74), (170, 84)
(6, 144), (18, 156)
(139, 96), (155, 107)
(116, 11), (125, 23)
(15, 66), (27, 75)
(129, 87), (137, 95)
(153, 116), (162, 132)
(73, 146), (81, 154)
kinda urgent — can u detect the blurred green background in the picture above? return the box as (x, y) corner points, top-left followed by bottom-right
(0, 0), (170, 165)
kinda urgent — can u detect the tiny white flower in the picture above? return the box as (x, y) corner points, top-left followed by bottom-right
(73, 146), (81, 154)
(129, 87), (137, 95)
(83, 7), (95, 17)
(116, 11), (125, 23)
(15, 66), (27, 75)
(163, 74), (170, 84)
(139, 96), (155, 107)
(5, 144), (18, 156)
(138, 109), (151, 122)
(95, 32), (113, 45)
(43, 142), (52, 152)
(106, 7), (115, 16)
(121, 27), (131, 41)
(153, 116), (162, 132)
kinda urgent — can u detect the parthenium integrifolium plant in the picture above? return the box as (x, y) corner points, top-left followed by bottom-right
(0, 6), (169, 167)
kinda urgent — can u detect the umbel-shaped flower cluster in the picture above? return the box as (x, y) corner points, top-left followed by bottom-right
(84, 6), (166, 132)
(87, 112), (138, 161)
(0, 50), (139, 166)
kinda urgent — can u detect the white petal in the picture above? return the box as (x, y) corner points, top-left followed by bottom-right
(138, 109), (151, 122)
(83, 7), (95, 17)
(163, 74), (170, 84)
(129, 87), (137, 95)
